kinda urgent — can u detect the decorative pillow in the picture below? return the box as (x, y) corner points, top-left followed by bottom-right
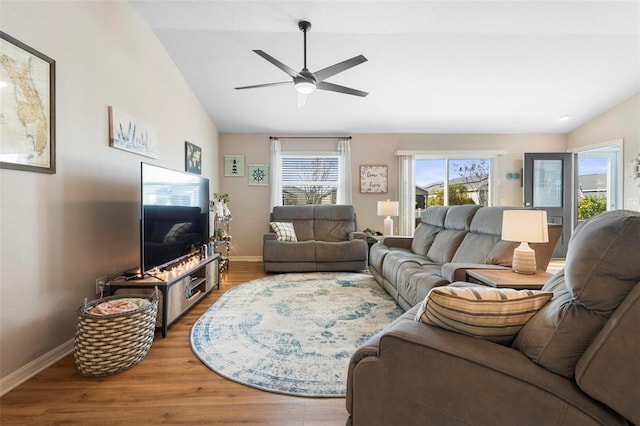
(163, 222), (192, 243)
(270, 222), (298, 242)
(415, 286), (553, 344)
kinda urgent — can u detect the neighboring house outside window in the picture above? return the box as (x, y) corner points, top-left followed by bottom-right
(281, 155), (339, 205)
(416, 158), (491, 211)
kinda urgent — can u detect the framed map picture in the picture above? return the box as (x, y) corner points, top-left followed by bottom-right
(248, 164), (269, 186)
(224, 155), (245, 177)
(360, 165), (388, 193)
(0, 32), (56, 173)
(185, 141), (202, 174)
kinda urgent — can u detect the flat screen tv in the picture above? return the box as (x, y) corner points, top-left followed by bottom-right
(140, 162), (210, 274)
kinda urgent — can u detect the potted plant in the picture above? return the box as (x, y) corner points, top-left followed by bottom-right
(363, 227), (383, 247)
(211, 193), (230, 217)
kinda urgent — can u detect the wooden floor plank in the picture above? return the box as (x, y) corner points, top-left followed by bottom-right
(0, 262), (347, 425)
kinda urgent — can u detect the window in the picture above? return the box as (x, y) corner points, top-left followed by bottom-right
(576, 143), (621, 221)
(416, 158), (491, 210)
(281, 155), (339, 205)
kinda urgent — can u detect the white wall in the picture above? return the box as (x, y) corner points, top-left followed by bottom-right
(0, 1), (219, 379)
(567, 93), (640, 210)
(220, 133), (566, 258)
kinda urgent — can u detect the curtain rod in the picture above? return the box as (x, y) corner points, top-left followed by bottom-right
(269, 136), (351, 141)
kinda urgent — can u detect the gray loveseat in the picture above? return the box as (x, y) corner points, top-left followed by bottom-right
(347, 209), (640, 425)
(263, 205), (368, 272)
(370, 205), (561, 310)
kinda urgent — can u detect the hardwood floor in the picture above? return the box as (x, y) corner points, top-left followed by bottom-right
(0, 262), (347, 425)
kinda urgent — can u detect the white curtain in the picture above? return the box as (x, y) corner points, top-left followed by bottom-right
(269, 138), (282, 210)
(398, 154), (415, 236)
(337, 138), (352, 205)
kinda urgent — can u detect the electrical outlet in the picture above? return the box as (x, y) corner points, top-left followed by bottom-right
(95, 276), (108, 294)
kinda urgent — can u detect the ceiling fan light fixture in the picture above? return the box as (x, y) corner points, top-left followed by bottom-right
(294, 80), (316, 95)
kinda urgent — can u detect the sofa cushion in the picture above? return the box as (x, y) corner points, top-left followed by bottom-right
(316, 240), (367, 262)
(416, 286), (553, 344)
(426, 229), (467, 264)
(313, 205), (356, 242)
(262, 240), (315, 262)
(411, 206), (448, 255)
(270, 222), (298, 242)
(513, 210), (640, 377)
(411, 223), (441, 256)
(425, 205), (479, 264)
(452, 207), (518, 265)
(271, 206), (315, 241)
(575, 284), (640, 424)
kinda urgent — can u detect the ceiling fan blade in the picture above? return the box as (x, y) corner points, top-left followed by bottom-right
(297, 92), (308, 108)
(316, 81), (369, 97)
(253, 50), (299, 79)
(235, 81), (292, 90)
(313, 55), (367, 82)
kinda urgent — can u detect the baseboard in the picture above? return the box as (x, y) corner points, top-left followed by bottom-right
(0, 339), (74, 396)
(229, 256), (262, 262)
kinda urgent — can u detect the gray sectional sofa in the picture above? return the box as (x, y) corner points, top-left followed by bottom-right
(347, 210), (640, 425)
(263, 205), (368, 272)
(370, 205), (561, 310)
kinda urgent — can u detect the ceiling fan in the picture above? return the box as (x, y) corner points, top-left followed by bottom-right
(235, 20), (369, 107)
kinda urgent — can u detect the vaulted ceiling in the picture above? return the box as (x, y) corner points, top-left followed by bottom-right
(130, 1), (640, 134)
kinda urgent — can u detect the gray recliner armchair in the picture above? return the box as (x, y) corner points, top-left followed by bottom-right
(347, 210), (640, 425)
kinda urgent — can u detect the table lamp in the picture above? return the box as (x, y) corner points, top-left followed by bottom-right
(501, 210), (549, 274)
(378, 200), (399, 236)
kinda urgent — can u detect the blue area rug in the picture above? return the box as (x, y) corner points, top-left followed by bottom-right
(190, 272), (403, 397)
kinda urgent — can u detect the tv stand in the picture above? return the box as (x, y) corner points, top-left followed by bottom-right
(106, 253), (220, 337)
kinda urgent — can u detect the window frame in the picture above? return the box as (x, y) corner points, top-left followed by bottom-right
(279, 151), (341, 206)
(416, 155), (494, 208)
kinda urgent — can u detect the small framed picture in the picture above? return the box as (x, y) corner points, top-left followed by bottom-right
(185, 141), (202, 174)
(248, 164), (269, 186)
(224, 155), (245, 177)
(360, 165), (388, 193)
(109, 106), (159, 159)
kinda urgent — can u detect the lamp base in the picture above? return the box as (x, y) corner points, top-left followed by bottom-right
(512, 242), (537, 275)
(383, 217), (394, 236)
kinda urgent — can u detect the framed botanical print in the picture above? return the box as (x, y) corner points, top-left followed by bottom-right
(109, 106), (159, 159)
(248, 164), (269, 186)
(360, 165), (388, 193)
(0, 32), (56, 173)
(224, 155), (245, 177)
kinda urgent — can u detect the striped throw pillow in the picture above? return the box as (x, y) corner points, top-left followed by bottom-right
(415, 286), (553, 344)
(270, 222), (298, 242)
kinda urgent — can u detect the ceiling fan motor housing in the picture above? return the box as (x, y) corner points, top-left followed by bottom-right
(298, 21), (311, 32)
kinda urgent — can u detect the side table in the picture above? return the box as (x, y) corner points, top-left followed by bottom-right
(466, 269), (553, 291)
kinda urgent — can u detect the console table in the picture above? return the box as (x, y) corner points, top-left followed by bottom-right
(106, 253), (219, 337)
(466, 268), (553, 291)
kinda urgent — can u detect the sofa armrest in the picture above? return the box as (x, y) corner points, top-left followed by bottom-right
(378, 236), (412, 250)
(440, 262), (510, 283)
(263, 233), (277, 242)
(349, 231), (367, 241)
(347, 306), (626, 426)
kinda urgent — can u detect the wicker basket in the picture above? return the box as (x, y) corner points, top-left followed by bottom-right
(74, 287), (158, 377)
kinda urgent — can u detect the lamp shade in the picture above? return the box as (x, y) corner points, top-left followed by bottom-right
(294, 81), (316, 95)
(377, 200), (399, 217)
(502, 210), (549, 243)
